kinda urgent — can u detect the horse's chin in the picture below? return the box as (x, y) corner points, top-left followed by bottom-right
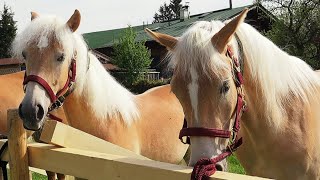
(21, 118), (44, 131)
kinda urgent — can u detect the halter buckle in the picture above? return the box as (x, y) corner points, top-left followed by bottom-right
(180, 136), (190, 144)
(242, 99), (248, 111)
(234, 63), (241, 73)
(229, 129), (237, 144)
(48, 96), (65, 112)
(73, 51), (77, 59)
(55, 98), (64, 108)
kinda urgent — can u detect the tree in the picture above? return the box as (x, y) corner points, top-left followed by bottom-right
(112, 26), (152, 85)
(153, 0), (182, 23)
(169, 0), (182, 19)
(0, 4), (17, 58)
(153, 3), (174, 23)
(260, 0), (320, 68)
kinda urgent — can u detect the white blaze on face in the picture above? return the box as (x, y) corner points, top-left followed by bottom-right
(188, 67), (199, 123)
(214, 138), (222, 154)
(37, 35), (49, 49)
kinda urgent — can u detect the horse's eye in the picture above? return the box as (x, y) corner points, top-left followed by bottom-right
(57, 53), (65, 62)
(22, 51), (26, 59)
(220, 81), (230, 94)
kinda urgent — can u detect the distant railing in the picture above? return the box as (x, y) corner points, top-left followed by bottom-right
(141, 71), (160, 81)
(111, 69), (161, 81)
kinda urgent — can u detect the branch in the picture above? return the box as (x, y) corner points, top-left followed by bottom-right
(287, 0), (294, 30)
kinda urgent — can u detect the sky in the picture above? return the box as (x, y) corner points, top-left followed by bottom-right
(1, 0), (254, 34)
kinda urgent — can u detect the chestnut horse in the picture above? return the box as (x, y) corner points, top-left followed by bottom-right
(146, 9), (320, 179)
(15, 9), (188, 170)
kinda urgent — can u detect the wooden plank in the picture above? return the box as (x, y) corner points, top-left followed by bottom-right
(40, 120), (148, 160)
(0, 140), (76, 180)
(0, 141), (269, 180)
(7, 109), (30, 180)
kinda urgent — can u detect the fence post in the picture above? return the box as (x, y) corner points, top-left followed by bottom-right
(7, 109), (30, 180)
(0, 169), (3, 180)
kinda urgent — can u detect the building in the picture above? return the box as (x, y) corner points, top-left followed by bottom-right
(0, 52), (117, 75)
(83, 3), (275, 78)
(91, 49), (119, 71)
(0, 58), (25, 75)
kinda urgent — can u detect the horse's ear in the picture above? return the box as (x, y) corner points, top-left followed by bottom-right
(145, 28), (177, 51)
(212, 8), (248, 53)
(31, 12), (39, 21)
(67, 9), (81, 32)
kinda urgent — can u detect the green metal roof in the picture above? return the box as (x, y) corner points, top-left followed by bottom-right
(83, 5), (253, 49)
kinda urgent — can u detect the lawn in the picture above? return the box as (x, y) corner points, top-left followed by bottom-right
(32, 172), (47, 180)
(227, 155), (245, 174)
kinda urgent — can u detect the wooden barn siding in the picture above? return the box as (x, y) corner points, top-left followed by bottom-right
(0, 65), (23, 75)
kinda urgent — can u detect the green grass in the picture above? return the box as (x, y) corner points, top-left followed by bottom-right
(31, 172), (47, 180)
(6, 170), (46, 180)
(227, 155), (245, 174)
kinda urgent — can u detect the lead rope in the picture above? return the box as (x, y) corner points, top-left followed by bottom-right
(0, 141), (8, 180)
(191, 138), (242, 180)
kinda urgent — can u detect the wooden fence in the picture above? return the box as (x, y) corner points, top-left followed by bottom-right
(0, 109), (270, 180)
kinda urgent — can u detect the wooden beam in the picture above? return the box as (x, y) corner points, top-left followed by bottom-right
(0, 140), (269, 180)
(7, 109), (30, 180)
(40, 120), (148, 160)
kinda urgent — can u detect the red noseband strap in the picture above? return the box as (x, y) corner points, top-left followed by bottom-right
(179, 127), (231, 140)
(23, 75), (57, 103)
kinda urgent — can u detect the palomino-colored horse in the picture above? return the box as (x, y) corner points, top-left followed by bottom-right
(0, 71), (66, 135)
(0, 71), (25, 135)
(146, 9), (320, 179)
(16, 10), (188, 165)
(0, 71), (67, 180)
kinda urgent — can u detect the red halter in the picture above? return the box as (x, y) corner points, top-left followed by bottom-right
(179, 46), (247, 180)
(23, 59), (77, 122)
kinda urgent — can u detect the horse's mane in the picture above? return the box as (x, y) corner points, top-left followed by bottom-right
(237, 23), (320, 128)
(168, 20), (320, 129)
(11, 15), (139, 125)
(168, 21), (232, 79)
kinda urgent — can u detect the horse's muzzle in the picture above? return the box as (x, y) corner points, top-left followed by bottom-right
(18, 103), (45, 131)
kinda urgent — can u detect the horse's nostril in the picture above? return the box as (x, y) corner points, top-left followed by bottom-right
(215, 164), (224, 171)
(36, 104), (44, 120)
(18, 104), (24, 119)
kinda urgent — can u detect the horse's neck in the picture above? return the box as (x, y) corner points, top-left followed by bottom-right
(240, 68), (278, 135)
(236, 24), (319, 131)
(62, 54), (138, 139)
(236, 55), (320, 176)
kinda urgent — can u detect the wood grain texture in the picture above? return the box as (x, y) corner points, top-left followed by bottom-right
(0, 141), (270, 180)
(40, 120), (148, 160)
(7, 109), (30, 180)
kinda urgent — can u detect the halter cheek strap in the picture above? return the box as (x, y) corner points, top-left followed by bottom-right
(23, 75), (57, 102)
(23, 59), (77, 122)
(179, 45), (247, 180)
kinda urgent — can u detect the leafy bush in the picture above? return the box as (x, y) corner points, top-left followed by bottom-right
(127, 79), (170, 94)
(112, 27), (152, 85)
